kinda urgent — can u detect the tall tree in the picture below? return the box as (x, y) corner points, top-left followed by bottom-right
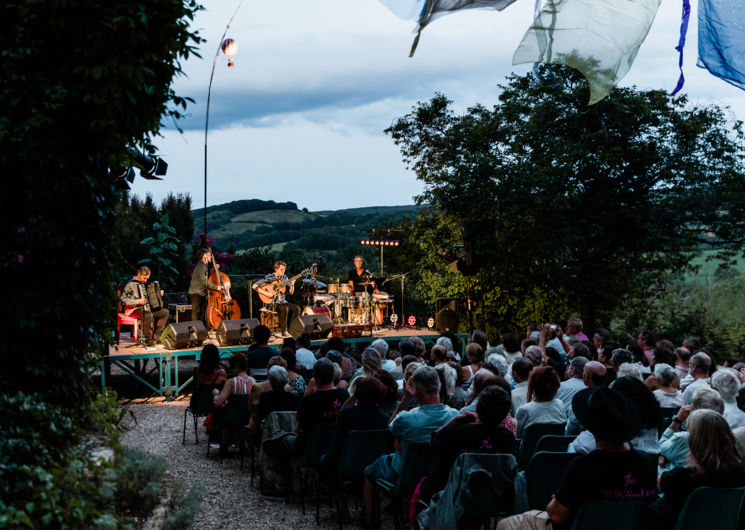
(386, 66), (745, 331)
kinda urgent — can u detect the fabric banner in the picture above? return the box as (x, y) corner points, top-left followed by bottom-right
(410, 0), (519, 56)
(512, 0), (663, 105)
(377, 0), (426, 20)
(697, 0), (745, 91)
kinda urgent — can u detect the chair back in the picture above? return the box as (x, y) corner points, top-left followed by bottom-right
(534, 435), (576, 453)
(458, 453), (517, 519)
(570, 499), (646, 530)
(302, 423), (337, 468)
(672, 486), (745, 530)
(526, 451), (578, 510)
(337, 429), (393, 482)
(189, 383), (216, 414)
(392, 442), (435, 497)
(223, 394), (251, 428)
(519, 422), (566, 468)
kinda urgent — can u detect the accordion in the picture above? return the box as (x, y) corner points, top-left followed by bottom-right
(145, 281), (164, 312)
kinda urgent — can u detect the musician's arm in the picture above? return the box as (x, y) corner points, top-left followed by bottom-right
(121, 282), (144, 306)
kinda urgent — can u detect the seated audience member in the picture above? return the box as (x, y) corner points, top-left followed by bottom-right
(569, 342), (590, 361)
(399, 338), (419, 363)
(254, 356), (288, 392)
(650, 346), (675, 369)
(194, 343), (227, 387)
(644, 409), (745, 530)
(257, 365), (301, 421)
(471, 329), (489, 352)
(280, 347), (307, 396)
(673, 347), (692, 387)
(412, 336), (428, 362)
(246, 325), (275, 378)
(485, 353), (510, 380)
(435, 336), (456, 362)
(370, 338), (396, 372)
(647, 363), (684, 408)
(462, 368), (498, 413)
(501, 333), (522, 365)
(540, 324), (570, 363)
(497, 387), (657, 530)
(565, 317), (589, 342)
(387, 347), (403, 380)
(682, 352), (712, 404)
(350, 347), (383, 392)
(362, 366), (458, 527)
(637, 330), (655, 364)
(320, 377), (388, 487)
(435, 363), (464, 410)
(566, 361), (606, 435)
(659, 387), (724, 472)
(521, 338), (538, 355)
(515, 366), (566, 439)
(461, 343), (484, 388)
(419, 386), (519, 502)
(431, 344), (448, 365)
(569, 376), (660, 455)
(617, 331), (634, 350)
(294, 333), (316, 372)
(610, 348), (633, 374)
(448, 360), (470, 404)
(545, 347), (566, 380)
(656, 339), (675, 354)
(510, 358), (534, 414)
(682, 336), (702, 354)
(374, 370), (400, 418)
(616, 362), (643, 381)
(711, 368), (745, 429)
(556, 356), (588, 410)
(213, 352), (255, 409)
(524, 345), (544, 367)
(626, 342), (650, 371)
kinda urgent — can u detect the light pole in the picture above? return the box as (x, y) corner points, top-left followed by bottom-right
(203, 1), (244, 241)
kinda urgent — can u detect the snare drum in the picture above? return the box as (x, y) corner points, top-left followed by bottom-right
(313, 293), (335, 306)
(373, 292), (393, 304)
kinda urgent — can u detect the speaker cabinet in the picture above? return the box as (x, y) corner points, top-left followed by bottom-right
(160, 320), (208, 350)
(289, 313), (333, 339)
(216, 318), (259, 346)
(435, 301), (459, 333)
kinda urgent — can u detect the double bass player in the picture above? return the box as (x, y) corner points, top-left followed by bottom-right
(188, 248), (221, 324)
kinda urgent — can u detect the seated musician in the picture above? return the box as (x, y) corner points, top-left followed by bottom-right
(347, 255), (378, 295)
(188, 248), (221, 323)
(120, 265), (169, 346)
(253, 261), (299, 338)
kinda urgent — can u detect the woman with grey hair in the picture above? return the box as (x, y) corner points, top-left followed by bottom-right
(649, 363), (684, 408)
(436, 336), (459, 361)
(712, 368), (745, 429)
(435, 363), (464, 409)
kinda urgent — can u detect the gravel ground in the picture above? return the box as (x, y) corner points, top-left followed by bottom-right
(119, 398), (379, 529)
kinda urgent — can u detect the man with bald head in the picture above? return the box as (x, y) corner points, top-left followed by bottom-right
(567, 361), (607, 435)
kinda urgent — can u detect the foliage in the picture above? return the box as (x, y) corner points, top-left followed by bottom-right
(1, 0), (202, 526)
(385, 65), (745, 333)
(140, 213), (182, 289)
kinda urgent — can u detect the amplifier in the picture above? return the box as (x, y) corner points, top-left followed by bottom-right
(332, 323), (373, 339)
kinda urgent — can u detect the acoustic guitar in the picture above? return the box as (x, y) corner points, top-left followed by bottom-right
(255, 268), (310, 305)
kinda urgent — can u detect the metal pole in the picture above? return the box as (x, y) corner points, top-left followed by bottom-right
(380, 243), (384, 276)
(203, 0), (244, 243)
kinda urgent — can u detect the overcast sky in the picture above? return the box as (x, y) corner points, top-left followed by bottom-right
(130, 0), (745, 212)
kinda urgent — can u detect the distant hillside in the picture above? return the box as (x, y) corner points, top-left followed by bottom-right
(193, 200), (419, 251)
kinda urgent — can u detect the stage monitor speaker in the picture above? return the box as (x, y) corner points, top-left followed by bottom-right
(216, 318), (259, 346)
(289, 313), (333, 339)
(435, 306), (459, 333)
(436, 297), (457, 313)
(160, 320), (208, 350)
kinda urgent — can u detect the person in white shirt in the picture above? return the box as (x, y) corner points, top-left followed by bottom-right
(371, 338), (396, 372)
(556, 357), (588, 410)
(648, 363), (684, 408)
(294, 334), (317, 372)
(711, 367), (745, 429)
(515, 366), (566, 438)
(682, 352), (712, 405)
(510, 357), (533, 415)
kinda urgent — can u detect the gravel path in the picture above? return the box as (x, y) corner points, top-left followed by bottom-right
(119, 398), (356, 529)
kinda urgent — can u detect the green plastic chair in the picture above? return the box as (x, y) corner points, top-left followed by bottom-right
(673, 486), (745, 530)
(570, 499), (646, 530)
(216, 394), (251, 462)
(526, 451), (578, 510)
(298, 423), (337, 522)
(375, 442), (434, 530)
(534, 435), (576, 454)
(183, 383), (216, 444)
(335, 429), (393, 528)
(518, 422), (566, 469)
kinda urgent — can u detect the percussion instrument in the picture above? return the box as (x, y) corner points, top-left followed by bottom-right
(313, 293), (335, 305)
(302, 278), (327, 290)
(327, 283), (351, 295)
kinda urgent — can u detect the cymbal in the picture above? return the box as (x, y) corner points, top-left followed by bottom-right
(302, 279), (327, 288)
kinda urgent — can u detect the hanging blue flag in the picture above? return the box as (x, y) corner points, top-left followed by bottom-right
(698, 0), (745, 90)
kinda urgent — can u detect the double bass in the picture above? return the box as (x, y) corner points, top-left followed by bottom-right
(205, 251), (241, 329)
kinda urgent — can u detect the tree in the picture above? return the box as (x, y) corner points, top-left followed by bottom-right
(386, 65), (745, 332)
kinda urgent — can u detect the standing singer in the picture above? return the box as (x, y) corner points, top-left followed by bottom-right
(120, 265), (169, 345)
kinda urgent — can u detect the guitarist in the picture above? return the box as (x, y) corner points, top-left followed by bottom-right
(253, 261), (299, 338)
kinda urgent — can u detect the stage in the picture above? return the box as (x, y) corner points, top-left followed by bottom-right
(101, 328), (467, 400)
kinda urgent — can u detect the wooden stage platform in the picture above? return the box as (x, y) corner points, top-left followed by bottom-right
(102, 328), (467, 400)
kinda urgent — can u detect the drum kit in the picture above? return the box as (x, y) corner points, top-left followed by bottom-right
(300, 276), (394, 327)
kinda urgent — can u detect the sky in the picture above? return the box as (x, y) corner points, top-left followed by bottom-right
(130, 0), (745, 212)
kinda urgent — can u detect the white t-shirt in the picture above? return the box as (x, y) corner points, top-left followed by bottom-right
(295, 347), (317, 370)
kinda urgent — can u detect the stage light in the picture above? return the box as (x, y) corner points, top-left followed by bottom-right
(427, 317), (435, 330)
(408, 315), (417, 327)
(221, 38), (238, 67)
(390, 313), (398, 325)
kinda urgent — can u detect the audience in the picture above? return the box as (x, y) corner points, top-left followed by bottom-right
(435, 363), (465, 410)
(556, 356), (588, 409)
(461, 343), (484, 388)
(711, 368), (745, 429)
(647, 363), (684, 408)
(515, 366), (566, 439)
(194, 343), (227, 387)
(257, 365), (301, 421)
(294, 333), (316, 372)
(682, 352), (712, 404)
(279, 347), (307, 396)
(510, 358), (533, 414)
(246, 325), (275, 378)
